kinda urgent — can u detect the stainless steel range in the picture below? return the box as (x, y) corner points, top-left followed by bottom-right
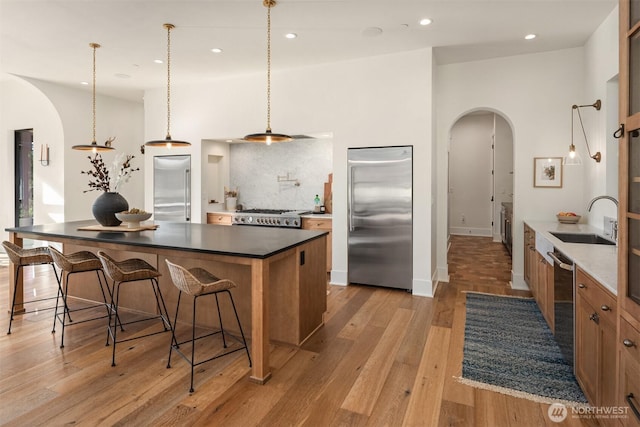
(232, 209), (309, 228)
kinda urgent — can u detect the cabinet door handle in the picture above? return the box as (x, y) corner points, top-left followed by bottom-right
(578, 283), (586, 289)
(623, 339), (637, 348)
(589, 313), (600, 324)
(627, 393), (640, 422)
(600, 305), (611, 312)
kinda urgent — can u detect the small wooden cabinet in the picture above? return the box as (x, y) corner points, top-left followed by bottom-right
(618, 316), (640, 427)
(301, 217), (332, 273)
(575, 267), (617, 417)
(206, 212), (232, 226)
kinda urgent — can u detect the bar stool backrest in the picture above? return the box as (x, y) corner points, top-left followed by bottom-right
(96, 251), (124, 282)
(48, 246), (72, 271)
(165, 260), (205, 296)
(2, 241), (51, 266)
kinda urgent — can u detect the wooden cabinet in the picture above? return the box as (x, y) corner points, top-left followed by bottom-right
(206, 212), (232, 226)
(301, 217), (332, 273)
(618, 2), (640, 424)
(535, 252), (554, 331)
(523, 223), (536, 287)
(575, 267), (617, 415)
(618, 316), (640, 427)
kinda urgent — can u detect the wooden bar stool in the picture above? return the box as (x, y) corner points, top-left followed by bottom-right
(48, 246), (118, 348)
(97, 251), (172, 367)
(165, 259), (251, 393)
(2, 241), (62, 334)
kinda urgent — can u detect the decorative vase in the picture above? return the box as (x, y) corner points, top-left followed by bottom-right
(226, 197), (237, 212)
(92, 192), (129, 226)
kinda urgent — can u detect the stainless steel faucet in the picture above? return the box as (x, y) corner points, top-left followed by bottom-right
(587, 195), (618, 211)
(587, 195), (619, 241)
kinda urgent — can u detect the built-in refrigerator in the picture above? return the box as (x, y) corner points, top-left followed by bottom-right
(347, 146), (413, 290)
(153, 155), (191, 222)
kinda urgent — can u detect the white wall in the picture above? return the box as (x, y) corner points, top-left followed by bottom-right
(583, 8), (620, 229)
(494, 113), (514, 239)
(436, 48), (586, 290)
(0, 76), (64, 231)
(144, 48), (437, 296)
(0, 74), (145, 239)
(25, 78), (145, 219)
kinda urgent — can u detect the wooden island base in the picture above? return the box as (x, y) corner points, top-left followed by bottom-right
(6, 220), (328, 384)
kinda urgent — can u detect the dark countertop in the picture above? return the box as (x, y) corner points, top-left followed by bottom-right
(5, 220), (328, 259)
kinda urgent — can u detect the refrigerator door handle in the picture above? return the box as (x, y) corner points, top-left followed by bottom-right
(185, 168), (191, 222)
(348, 165), (354, 232)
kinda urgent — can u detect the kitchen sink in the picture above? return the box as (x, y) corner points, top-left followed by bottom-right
(549, 232), (616, 245)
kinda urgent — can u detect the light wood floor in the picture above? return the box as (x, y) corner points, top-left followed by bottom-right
(0, 236), (595, 426)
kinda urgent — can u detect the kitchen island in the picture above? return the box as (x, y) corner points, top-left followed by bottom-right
(5, 220), (328, 384)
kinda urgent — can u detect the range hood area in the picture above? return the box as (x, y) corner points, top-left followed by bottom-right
(201, 135), (333, 217)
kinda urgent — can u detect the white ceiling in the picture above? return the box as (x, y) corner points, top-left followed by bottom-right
(0, 0), (616, 102)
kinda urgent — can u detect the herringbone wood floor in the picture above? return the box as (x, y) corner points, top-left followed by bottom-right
(0, 236), (594, 426)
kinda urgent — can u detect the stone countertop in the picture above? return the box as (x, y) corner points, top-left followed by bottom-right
(525, 221), (618, 295)
(6, 220), (328, 260)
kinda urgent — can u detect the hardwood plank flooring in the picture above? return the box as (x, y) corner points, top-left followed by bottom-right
(0, 236), (592, 426)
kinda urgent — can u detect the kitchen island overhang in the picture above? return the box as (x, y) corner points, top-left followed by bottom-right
(5, 220), (329, 384)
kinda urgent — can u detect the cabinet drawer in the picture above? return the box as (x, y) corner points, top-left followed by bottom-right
(620, 316), (640, 363)
(301, 218), (332, 231)
(619, 336), (640, 427)
(207, 213), (232, 225)
(576, 268), (616, 322)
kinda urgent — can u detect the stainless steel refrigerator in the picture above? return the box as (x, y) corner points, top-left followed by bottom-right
(348, 146), (413, 290)
(153, 155), (191, 222)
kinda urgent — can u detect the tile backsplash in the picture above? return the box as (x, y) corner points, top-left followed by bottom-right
(230, 139), (332, 211)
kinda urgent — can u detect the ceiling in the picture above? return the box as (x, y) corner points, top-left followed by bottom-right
(0, 0), (616, 102)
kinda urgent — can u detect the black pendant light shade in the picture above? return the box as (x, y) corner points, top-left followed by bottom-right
(145, 23), (190, 148)
(72, 43), (115, 152)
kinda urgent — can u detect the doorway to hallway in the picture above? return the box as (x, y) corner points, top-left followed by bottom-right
(14, 129), (34, 227)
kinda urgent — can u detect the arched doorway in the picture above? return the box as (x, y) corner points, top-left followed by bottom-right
(448, 110), (514, 245)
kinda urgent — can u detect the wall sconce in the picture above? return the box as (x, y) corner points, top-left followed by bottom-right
(565, 99), (601, 165)
(39, 143), (50, 166)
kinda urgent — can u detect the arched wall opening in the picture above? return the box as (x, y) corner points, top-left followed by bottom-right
(447, 109), (514, 243)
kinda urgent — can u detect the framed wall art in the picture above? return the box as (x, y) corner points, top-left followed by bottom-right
(533, 157), (563, 188)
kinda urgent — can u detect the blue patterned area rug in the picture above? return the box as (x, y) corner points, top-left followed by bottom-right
(458, 292), (588, 405)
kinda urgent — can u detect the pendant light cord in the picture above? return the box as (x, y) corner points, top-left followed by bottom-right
(165, 23), (173, 139)
(91, 43), (99, 144)
(266, 1), (272, 132)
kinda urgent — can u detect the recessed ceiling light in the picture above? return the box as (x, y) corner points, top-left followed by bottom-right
(419, 18), (432, 26)
(211, 48), (223, 53)
(80, 81), (89, 85)
(154, 59), (163, 64)
(525, 34), (536, 40)
(115, 73), (131, 79)
(285, 33), (297, 39)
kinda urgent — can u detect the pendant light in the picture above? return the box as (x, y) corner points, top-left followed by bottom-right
(244, 0), (291, 145)
(145, 23), (190, 149)
(564, 100), (601, 165)
(72, 43), (115, 152)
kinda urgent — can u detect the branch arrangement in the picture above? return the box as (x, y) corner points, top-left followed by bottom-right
(81, 153), (139, 193)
